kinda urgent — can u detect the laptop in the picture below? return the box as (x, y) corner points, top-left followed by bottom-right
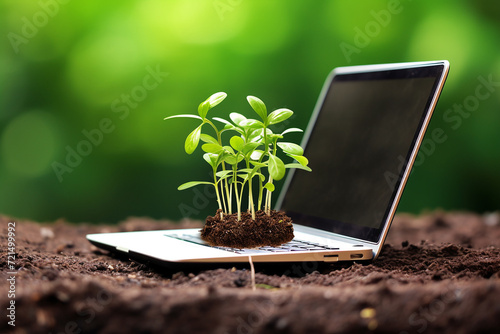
(87, 60), (449, 266)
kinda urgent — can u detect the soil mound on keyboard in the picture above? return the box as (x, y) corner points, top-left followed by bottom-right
(201, 209), (294, 248)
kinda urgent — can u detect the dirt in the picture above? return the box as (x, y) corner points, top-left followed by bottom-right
(1, 211), (500, 333)
(201, 209), (294, 248)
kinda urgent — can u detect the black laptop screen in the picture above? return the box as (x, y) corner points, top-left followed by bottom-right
(280, 64), (445, 243)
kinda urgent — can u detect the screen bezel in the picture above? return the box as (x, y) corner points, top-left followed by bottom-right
(276, 61), (449, 243)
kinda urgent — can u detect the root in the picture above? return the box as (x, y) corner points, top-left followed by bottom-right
(248, 255), (256, 291)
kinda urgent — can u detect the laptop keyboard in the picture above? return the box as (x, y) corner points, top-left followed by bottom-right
(166, 233), (339, 255)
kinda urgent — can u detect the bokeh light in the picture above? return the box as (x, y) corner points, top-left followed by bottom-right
(1, 110), (60, 177)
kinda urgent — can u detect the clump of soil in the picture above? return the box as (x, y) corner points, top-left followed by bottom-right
(201, 209), (294, 248)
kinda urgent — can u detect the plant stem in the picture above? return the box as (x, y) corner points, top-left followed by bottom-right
(265, 175), (273, 215)
(264, 139), (278, 216)
(229, 178), (233, 214)
(223, 165), (232, 214)
(258, 123), (270, 213)
(218, 164), (228, 215)
(257, 178), (263, 211)
(238, 178), (248, 220)
(249, 255), (256, 291)
(220, 179), (227, 214)
(235, 183), (241, 221)
(249, 177), (255, 220)
(233, 164), (241, 221)
(245, 159), (256, 220)
(213, 172), (223, 219)
(205, 119), (220, 139)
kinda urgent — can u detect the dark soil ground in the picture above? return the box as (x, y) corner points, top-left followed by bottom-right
(1, 211), (500, 333)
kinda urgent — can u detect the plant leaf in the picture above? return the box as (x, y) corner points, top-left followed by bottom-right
(246, 165), (264, 181)
(248, 165), (259, 178)
(212, 117), (232, 126)
(242, 142), (261, 155)
(208, 92), (227, 108)
(264, 182), (275, 192)
(230, 136), (244, 151)
(267, 108), (293, 125)
(237, 173), (249, 181)
(200, 133), (219, 145)
(254, 172), (266, 182)
(178, 181), (213, 190)
(250, 150), (264, 161)
(224, 154), (243, 165)
(197, 92), (227, 119)
(230, 112), (247, 126)
(216, 151), (229, 166)
(277, 142), (304, 156)
(268, 154), (285, 180)
(223, 145), (235, 155)
(250, 161), (266, 167)
(238, 168), (253, 173)
(215, 170), (233, 178)
(241, 171), (266, 182)
(248, 128), (263, 142)
(202, 143), (224, 154)
(164, 114), (202, 121)
(185, 124), (202, 154)
(224, 126), (245, 136)
(203, 153), (219, 168)
(239, 119), (264, 129)
(197, 100), (210, 119)
(287, 154), (309, 166)
(285, 163), (312, 172)
(217, 173), (233, 182)
(281, 127), (303, 135)
(247, 96), (267, 121)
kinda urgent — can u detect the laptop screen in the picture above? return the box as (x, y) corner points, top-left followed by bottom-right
(279, 63), (446, 243)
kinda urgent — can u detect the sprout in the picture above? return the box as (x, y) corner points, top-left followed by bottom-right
(164, 92), (311, 221)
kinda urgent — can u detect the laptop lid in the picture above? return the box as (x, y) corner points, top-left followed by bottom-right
(276, 61), (449, 244)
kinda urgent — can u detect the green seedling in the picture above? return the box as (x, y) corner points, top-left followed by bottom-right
(164, 92), (311, 221)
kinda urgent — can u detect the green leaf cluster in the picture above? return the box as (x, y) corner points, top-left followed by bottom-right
(165, 92), (311, 220)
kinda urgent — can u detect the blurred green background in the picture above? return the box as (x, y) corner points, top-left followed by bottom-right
(1, 0), (499, 224)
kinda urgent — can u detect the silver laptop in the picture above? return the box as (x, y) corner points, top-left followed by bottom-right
(87, 61), (449, 265)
